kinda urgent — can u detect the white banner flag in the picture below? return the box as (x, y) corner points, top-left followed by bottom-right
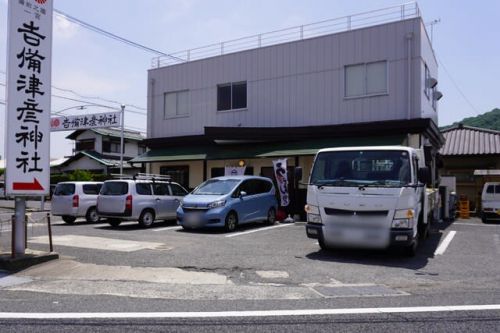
(50, 111), (121, 131)
(273, 158), (289, 207)
(224, 166), (246, 176)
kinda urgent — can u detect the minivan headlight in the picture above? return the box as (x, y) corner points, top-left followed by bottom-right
(208, 200), (226, 209)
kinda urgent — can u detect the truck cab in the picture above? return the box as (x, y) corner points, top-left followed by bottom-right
(305, 146), (433, 256)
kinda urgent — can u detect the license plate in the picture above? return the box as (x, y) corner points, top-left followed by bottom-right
(185, 213), (201, 224)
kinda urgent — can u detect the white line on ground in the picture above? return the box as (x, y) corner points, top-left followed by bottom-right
(434, 230), (457, 256)
(225, 223), (292, 238)
(453, 222), (500, 227)
(0, 304), (499, 319)
(153, 226), (183, 232)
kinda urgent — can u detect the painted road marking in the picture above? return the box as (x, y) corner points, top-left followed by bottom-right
(434, 231), (457, 256)
(29, 235), (165, 252)
(153, 226), (183, 232)
(225, 223), (292, 238)
(0, 304), (499, 319)
(454, 222), (500, 227)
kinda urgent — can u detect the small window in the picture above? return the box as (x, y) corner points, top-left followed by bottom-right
(424, 64), (431, 99)
(75, 139), (95, 152)
(103, 140), (123, 153)
(82, 184), (101, 195)
(164, 90), (189, 119)
(345, 61), (387, 97)
(152, 183), (169, 196)
(138, 144), (147, 155)
(136, 183), (152, 195)
(486, 185), (494, 194)
(217, 82), (247, 111)
(169, 184), (188, 196)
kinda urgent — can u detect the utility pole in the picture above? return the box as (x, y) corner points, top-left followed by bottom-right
(120, 104), (125, 176)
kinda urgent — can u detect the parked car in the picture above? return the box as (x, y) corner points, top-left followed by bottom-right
(481, 182), (500, 223)
(177, 176), (278, 231)
(97, 177), (188, 228)
(51, 181), (103, 224)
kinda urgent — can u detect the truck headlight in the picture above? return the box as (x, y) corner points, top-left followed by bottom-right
(392, 209), (415, 228)
(307, 213), (322, 224)
(208, 200), (226, 209)
(305, 204), (319, 214)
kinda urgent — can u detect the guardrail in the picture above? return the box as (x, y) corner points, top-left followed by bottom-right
(152, 2), (420, 69)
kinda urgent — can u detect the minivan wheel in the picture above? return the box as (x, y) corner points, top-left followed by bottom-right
(62, 215), (76, 224)
(139, 210), (155, 228)
(266, 208), (276, 225)
(225, 211), (238, 232)
(85, 207), (99, 223)
(108, 219), (121, 227)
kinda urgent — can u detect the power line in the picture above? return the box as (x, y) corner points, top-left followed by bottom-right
(53, 9), (184, 62)
(437, 57), (482, 115)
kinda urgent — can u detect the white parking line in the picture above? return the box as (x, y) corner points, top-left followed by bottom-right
(225, 223), (292, 238)
(153, 226), (183, 232)
(434, 231), (457, 256)
(0, 304), (499, 319)
(454, 222), (500, 227)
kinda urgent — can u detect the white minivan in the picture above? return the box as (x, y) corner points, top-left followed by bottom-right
(51, 181), (103, 224)
(481, 182), (500, 223)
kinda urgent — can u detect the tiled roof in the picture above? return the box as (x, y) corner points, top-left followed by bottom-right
(440, 124), (500, 156)
(66, 128), (144, 141)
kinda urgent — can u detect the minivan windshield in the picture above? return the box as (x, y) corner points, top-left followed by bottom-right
(192, 179), (240, 195)
(100, 182), (128, 195)
(310, 150), (412, 187)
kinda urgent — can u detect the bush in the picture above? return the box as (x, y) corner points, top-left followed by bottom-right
(68, 170), (93, 181)
(0, 168), (4, 176)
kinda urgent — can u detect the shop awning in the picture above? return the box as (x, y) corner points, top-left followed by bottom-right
(130, 135), (405, 163)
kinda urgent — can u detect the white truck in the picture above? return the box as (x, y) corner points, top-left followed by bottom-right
(305, 146), (438, 256)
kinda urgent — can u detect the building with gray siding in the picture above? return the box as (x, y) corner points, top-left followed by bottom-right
(131, 3), (444, 212)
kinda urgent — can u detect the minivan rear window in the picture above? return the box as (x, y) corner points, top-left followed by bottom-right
(54, 183), (75, 196)
(100, 182), (128, 195)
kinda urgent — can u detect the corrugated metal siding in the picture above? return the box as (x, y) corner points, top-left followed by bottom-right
(440, 127), (500, 155)
(149, 18), (430, 139)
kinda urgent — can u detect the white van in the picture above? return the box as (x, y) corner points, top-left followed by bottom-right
(51, 181), (103, 224)
(481, 182), (500, 223)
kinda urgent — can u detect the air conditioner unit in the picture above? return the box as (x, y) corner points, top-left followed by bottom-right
(427, 77), (438, 88)
(433, 90), (443, 101)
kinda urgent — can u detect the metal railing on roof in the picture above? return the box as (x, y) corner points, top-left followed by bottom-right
(151, 2), (420, 69)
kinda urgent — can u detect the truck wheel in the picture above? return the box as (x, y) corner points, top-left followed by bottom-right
(62, 216), (76, 224)
(139, 209), (155, 228)
(318, 237), (328, 251)
(405, 237), (418, 257)
(418, 213), (429, 240)
(85, 207), (100, 223)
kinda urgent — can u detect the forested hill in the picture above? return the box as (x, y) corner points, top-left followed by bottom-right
(442, 108), (500, 131)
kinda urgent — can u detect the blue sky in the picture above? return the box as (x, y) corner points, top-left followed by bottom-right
(1, 0), (499, 159)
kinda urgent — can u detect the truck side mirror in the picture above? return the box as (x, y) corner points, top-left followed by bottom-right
(294, 167), (303, 182)
(418, 167), (431, 184)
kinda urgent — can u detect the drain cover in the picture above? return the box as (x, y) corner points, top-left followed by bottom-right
(313, 284), (407, 297)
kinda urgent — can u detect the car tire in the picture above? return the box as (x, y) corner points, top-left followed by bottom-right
(266, 208), (276, 225)
(85, 207), (99, 223)
(139, 209), (155, 228)
(405, 237), (418, 257)
(224, 211), (238, 232)
(108, 219), (121, 227)
(62, 215), (76, 224)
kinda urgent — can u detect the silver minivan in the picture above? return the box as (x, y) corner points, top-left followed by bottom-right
(97, 178), (188, 227)
(51, 181), (103, 224)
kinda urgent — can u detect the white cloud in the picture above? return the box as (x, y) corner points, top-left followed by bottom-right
(54, 14), (80, 40)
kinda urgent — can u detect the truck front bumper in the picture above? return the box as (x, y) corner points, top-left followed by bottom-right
(306, 223), (323, 240)
(389, 229), (416, 247)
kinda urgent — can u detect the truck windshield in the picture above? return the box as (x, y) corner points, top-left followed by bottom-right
(310, 150), (411, 187)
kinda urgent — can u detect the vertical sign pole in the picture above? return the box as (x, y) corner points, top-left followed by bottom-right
(14, 197), (26, 255)
(120, 104), (125, 176)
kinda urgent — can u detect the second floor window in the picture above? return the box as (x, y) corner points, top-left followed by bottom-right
(102, 140), (123, 153)
(217, 81), (247, 111)
(164, 90), (189, 119)
(345, 61), (387, 97)
(75, 139), (95, 152)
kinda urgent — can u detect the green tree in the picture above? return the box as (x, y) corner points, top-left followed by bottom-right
(68, 169), (93, 181)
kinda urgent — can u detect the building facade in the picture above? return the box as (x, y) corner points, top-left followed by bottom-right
(131, 4), (444, 213)
(52, 128), (146, 175)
